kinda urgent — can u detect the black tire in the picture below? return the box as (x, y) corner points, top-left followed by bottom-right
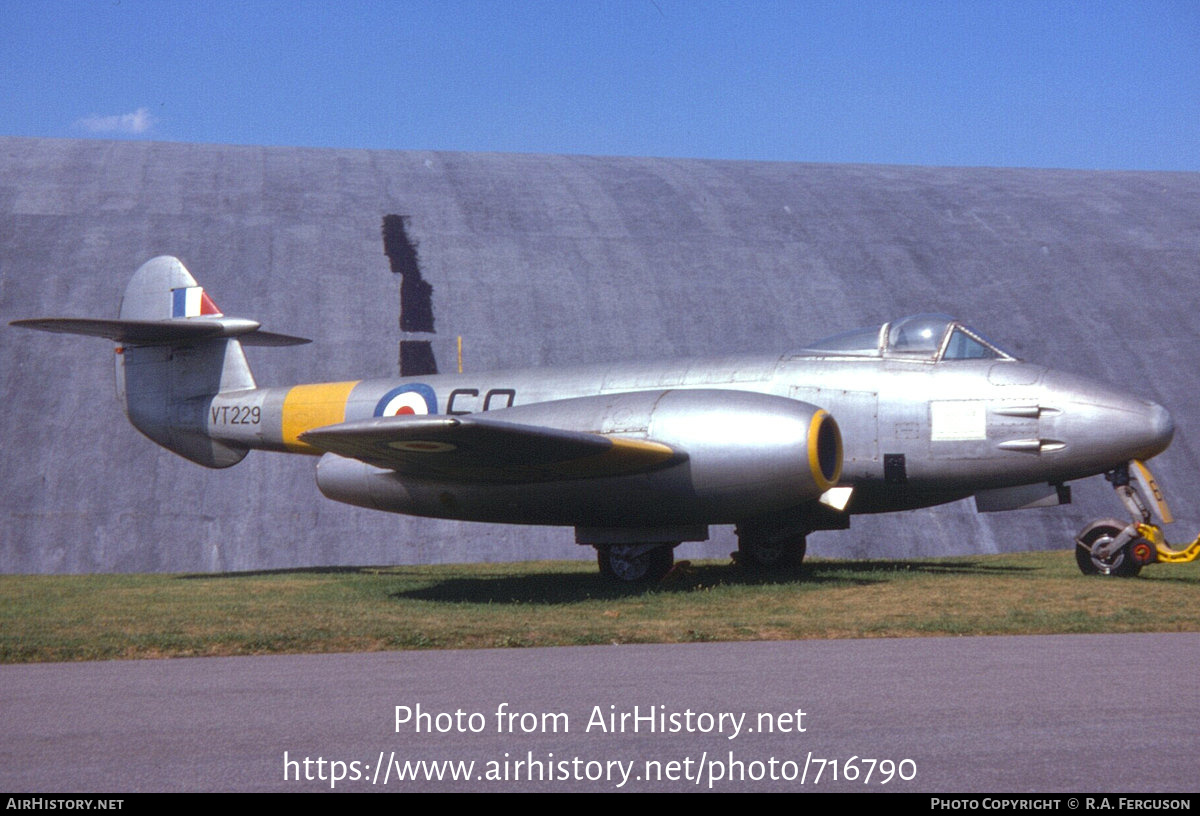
(737, 533), (807, 571)
(1075, 521), (1143, 577)
(597, 544), (675, 583)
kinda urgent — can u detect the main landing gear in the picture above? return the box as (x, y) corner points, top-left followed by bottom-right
(596, 543), (676, 584)
(734, 527), (807, 571)
(1074, 460), (1200, 577)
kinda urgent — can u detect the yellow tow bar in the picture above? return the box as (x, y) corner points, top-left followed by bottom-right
(1135, 523), (1200, 565)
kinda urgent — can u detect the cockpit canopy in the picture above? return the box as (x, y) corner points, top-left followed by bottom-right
(800, 314), (1017, 362)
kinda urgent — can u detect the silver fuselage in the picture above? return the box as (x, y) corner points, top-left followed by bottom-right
(204, 351), (1172, 525)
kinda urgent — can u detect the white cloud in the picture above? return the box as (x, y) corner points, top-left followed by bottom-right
(75, 107), (156, 135)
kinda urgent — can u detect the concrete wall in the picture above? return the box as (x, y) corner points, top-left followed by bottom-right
(3, 137), (1198, 572)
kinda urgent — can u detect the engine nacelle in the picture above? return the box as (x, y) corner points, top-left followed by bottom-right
(316, 389), (841, 527)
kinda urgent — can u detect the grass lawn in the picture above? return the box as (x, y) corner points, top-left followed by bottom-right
(2, 551), (1196, 663)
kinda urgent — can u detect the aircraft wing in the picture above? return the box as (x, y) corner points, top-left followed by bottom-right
(299, 414), (682, 482)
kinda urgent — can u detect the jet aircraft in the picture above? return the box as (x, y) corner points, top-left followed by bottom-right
(12, 256), (1181, 582)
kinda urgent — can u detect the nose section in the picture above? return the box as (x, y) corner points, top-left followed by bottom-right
(1039, 371), (1175, 472)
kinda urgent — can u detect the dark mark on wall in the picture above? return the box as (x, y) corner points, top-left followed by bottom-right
(383, 214), (438, 376)
(383, 214), (435, 334)
(400, 342), (438, 378)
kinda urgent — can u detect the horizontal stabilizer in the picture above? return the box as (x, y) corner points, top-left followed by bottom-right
(10, 317), (310, 346)
(300, 414), (681, 483)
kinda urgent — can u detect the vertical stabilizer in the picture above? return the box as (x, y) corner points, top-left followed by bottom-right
(117, 257), (254, 467)
(119, 256), (225, 321)
(13, 256), (309, 468)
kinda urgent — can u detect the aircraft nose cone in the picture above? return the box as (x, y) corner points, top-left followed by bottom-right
(1105, 396), (1174, 462)
(1100, 395), (1174, 463)
(1039, 371), (1175, 470)
(1147, 400), (1175, 455)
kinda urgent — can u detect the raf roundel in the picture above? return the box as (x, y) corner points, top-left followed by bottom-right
(374, 384), (438, 417)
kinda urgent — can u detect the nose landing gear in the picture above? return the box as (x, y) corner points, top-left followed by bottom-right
(1074, 460), (1200, 577)
(1074, 518), (1150, 576)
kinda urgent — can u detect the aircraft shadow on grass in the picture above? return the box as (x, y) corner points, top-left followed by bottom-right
(383, 558), (1039, 605)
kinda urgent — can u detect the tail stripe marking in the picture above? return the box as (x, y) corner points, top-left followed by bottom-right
(281, 381), (361, 453)
(171, 286), (223, 318)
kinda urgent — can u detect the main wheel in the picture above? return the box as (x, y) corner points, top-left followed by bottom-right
(737, 533), (807, 571)
(597, 544), (675, 583)
(1075, 520), (1143, 577)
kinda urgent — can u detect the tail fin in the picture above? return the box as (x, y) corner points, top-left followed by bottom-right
(117, 257), (256, 468)
(12, 256), (309, 468)
(121, 255), (225, 321)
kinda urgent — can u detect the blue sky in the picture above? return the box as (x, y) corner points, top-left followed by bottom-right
(4, 0), (1198, 170)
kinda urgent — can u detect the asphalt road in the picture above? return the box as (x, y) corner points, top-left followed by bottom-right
(2, 634), (1196, 793)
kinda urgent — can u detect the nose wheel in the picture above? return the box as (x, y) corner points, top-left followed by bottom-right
(1075, 460), (1200, 576)
(1074, 519), (1143, 577)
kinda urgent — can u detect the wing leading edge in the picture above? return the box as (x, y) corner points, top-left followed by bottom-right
(299, 414), (682, 483)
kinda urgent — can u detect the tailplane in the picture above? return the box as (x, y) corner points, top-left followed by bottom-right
(12, 256), (308, 468)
